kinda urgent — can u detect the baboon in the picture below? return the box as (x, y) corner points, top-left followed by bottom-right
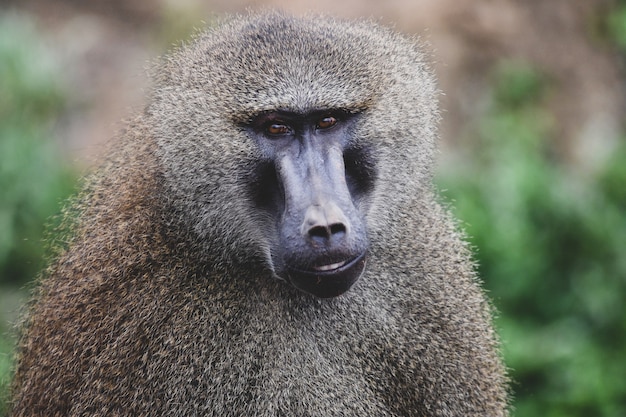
(10, 12), (509, 416)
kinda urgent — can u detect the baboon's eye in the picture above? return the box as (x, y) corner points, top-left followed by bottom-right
(316, 116), (338, 130)
(266, 123), (291, 135)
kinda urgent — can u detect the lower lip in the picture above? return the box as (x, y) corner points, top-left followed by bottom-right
(286, 252), (367, 298)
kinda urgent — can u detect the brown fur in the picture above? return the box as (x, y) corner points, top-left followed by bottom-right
(10, 12), (508, 416)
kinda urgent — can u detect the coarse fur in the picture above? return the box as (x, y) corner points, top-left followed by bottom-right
(10, 11), (509, 416)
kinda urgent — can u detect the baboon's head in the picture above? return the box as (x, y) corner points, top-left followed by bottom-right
(148, 12), (438, 297)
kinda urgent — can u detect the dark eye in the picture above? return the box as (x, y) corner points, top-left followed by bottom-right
(316, 116), (338, 130)
(266, 123), (291, 135)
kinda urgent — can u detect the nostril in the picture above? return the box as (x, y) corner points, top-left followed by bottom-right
(307, 222), (347, 241)
(309, 225), (330, 239)
(329, 223), (346, 236)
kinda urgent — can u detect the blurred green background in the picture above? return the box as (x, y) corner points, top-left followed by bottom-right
(0, 1), (625, 416)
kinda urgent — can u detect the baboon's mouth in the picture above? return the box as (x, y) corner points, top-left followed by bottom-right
(285, 251), (367, 298)
(313, 260), (347, 272)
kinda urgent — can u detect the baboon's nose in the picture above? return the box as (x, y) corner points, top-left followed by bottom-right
(301, 201), (349, 244)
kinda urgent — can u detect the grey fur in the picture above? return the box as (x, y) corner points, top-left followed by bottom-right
(10, 12), (508, 416)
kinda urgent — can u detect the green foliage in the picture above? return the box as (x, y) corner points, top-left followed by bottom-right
(438, 62), (626, 416)
(0, 14), (77, 286)
(607, 1), (626, 51)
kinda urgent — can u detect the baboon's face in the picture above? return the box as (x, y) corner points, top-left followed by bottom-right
(153, 14), (437, 298)
(247, 109), (375, 298)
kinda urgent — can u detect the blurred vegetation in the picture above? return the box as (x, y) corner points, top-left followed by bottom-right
(1, 6), (625, 417)
(0, 14), (77, 414)
(607, 0), (626, 52)
(438, 61), (626, 416)
(0, 15), (76, 286)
